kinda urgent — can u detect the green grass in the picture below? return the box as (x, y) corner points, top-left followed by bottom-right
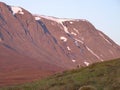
(0, 58), (120, 90)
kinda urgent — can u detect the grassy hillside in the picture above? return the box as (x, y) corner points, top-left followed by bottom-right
(1, 58), (120, 90)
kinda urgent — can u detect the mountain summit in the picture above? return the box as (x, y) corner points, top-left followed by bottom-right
(0, 2), (120, 86)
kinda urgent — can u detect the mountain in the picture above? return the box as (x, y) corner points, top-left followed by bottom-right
(0, 2), (120, 86)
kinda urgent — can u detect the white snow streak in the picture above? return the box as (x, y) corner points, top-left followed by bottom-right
(39, 15), (77, 22)
(67, 46), (71, 50)
(73, 28), (79, 34)
(71, 32), (77, 36)
(39, 15), (81, 34)
(80, 19), (89, 22)
(60, 36), (67, 42)
(35, 16), (41, 20)
(11, 6), (24, 15)
(75, 38), (84, 44)
(74, 38), (84, 47)
(86, 46), (103, 61)
(99, 32), (112, 45)
(55, 19), (70, 33)
(38, 15), (89, 24)
(84, 61), (90, 66)
(81, 19), (87, 21)
(60, 22), (69, 33)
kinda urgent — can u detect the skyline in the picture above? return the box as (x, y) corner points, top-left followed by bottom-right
(1, 0), (120, 45)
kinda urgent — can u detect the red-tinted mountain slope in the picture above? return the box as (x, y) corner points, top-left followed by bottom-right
(0, 2), (120, 86)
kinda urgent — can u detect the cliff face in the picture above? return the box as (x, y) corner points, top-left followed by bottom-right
(38, 16), (120, 64)
(0, 2), (120, 86)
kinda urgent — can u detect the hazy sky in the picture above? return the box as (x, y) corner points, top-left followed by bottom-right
(1, 0), (120, 45)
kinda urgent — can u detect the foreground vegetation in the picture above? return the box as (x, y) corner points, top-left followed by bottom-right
(0, 58), (120, 90)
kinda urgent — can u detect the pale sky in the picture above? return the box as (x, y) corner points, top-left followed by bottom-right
(1, 0), (120, 45)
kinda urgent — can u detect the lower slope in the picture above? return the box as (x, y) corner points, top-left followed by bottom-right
(1, 58), (120, 90)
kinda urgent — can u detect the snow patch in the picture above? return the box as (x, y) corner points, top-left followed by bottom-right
(39, 15), (77, 22)
(58, 20), (69, 33)
(62, 23), (69, 33)
(80, 19), (89, 22)
(39, 16), (81, 34)
(35, 16), (41, 20)
(38, 15), (90, 34)
(39, 15), (89, 24)
(67, 46), (71, 50)
(11, 6), (24, 15)
(81, 19), (87, 21)
(99, 32), (112, 45)
(70, 21), (73, 24)
(72, 59), (76, 62)
(74, 39), (84, 47)
(84, 61), (90, 66)
(71, 32), (77, 36)
(75, 38), (84, 44)
(86, 46), (103, 61)
(73, 28), (79, 34)
(60, 36), (67, 42)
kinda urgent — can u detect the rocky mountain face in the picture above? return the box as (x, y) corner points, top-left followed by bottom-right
(0, 2), (120, 86)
